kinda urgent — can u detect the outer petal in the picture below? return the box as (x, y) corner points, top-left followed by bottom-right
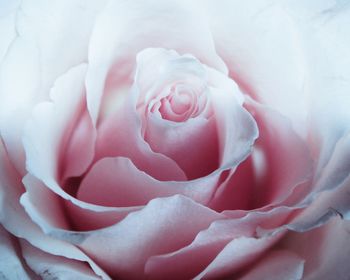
(193, 231), (284, 279)
(23, 63), (94, 185)
(0, 226), (34, 280)
(257, 133), (350, 279)
(20, 194), (224, 279)
(21, 240), (100, 280)
(281, 217), (350, 280)
(238, 250), (304, 280)
(21, 63), (144, 231)
(281, 0), (350, 174)
(206, 0), (307, 135)
(0, 138), (110, 280)
(308, 132), (350, 209)
(0, 0), (19, 61)
(244, 99), (313, 208)
(22, 174), (141, 231)
(0, 0), (107, 175)
(270, 132), (350, 236)
(210, 98), (313, 211)
(145, 207), (294, 279)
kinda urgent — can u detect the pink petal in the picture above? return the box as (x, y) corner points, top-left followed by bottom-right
(80, 195), (222, 279)
(21, 193), (222, 279)
(95, 89), (187, 181)
(21, 64), (137, 230)
(193, 231), (284, 279)
(210, 97), (313, 211)
(0, 138), (110, 280)
(144, 116), (219, 179)
(134, 49), (221, 179)
(22, 173), (140, 231)
(232, 98), (312, 209)
(209, 157), (255, 211)
(77, 157), (222, 207)
(208, 84), (258, 170)
(59, 109), (96, 182)
(274, 135), (350, 237)
(238, 250), (304, 280)
(281, 217), (350, 280)
(252, 133), (350, 279)
(145, 207), (293, 279)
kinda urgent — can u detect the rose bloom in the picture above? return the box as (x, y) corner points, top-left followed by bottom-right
(1, 0), (350, 279)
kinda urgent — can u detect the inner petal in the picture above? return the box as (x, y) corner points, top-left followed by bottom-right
(158, 86), (197, 122)
(169, 86), (193, 114)
(144, 114), (220, 180)
(134, 48), (257, 180)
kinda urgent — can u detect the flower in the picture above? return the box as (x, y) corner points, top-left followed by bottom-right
(1, 1), (350, 279)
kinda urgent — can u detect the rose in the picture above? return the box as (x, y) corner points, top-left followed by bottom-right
(1, 1), (350, 279)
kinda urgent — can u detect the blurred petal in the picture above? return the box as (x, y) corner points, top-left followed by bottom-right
(309, 132), (350, 211)
(0, 0), (18, 60)
(238, 250), (304, 280)
(0, 0), (20, 18)
(281, 0), (350, 173)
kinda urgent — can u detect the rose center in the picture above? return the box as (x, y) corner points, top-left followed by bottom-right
(148, 82), (209, 123)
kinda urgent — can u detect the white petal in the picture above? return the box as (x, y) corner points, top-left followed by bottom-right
(206, 0), (307, 135)
(21, 240), (100, 280)
(86, 0), (227, 124)
(282, 0), (350, 172)
(0, 226), (33, 280)
(0, 0), (106, 175)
